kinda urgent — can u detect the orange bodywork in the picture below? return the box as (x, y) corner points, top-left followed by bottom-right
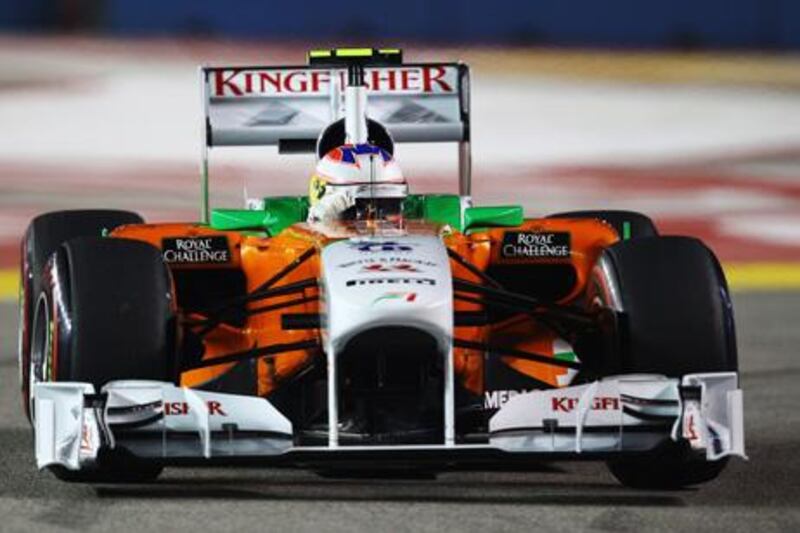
(112, 217), (618, 397)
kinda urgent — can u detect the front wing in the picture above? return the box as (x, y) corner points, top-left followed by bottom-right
(33, 373), (745, 471)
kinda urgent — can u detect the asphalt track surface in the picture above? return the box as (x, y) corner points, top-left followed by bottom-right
(0, 293), (798, 533)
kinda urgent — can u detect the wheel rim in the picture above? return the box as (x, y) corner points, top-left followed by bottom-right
(17, 267), (28, 396)
(29, 293), (50, 419)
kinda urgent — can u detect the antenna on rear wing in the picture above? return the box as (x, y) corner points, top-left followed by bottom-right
(344, 63), (368, 145)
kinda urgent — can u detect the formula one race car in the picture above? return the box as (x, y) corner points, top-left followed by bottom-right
(20, 48), (745, 488)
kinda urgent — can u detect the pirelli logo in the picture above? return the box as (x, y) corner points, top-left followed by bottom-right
(346, 277), (436, 287)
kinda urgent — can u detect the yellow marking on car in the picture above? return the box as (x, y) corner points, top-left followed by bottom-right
(308, 50), (332, 59)
(335, 48), (374, 57)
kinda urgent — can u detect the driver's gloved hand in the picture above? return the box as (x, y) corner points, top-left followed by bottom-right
(307, 188), (355, 223)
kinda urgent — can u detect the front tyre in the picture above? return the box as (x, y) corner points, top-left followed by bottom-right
(589, 236), (737, 489)
(31, 237), (175, 482)
(20, 210), (143, 420)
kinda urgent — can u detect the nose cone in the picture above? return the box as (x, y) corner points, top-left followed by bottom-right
(321, 235), (453, 351)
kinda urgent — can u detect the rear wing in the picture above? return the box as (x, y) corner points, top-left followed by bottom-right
(199, 58), (472, 222)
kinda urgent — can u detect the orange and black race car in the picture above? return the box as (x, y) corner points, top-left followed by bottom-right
(19, 48), (744, 488)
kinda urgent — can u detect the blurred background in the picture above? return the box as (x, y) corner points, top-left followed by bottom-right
(4, 0), (800, 48)
(1, 0), (800, 297)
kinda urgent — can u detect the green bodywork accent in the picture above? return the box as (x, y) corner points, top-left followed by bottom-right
(417, 194), (463, 228)
(211, 196), (309, 236)
(463, 205), (524, 232)
(622, 221), (632, 240)
(211, 209), (265, 230)
(406, 195), (522, 232)
(209, 193), (522, 235)
(262, 196), (309, 234)
(554, 351), (578, 362)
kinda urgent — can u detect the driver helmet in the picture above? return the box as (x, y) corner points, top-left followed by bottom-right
(307, 143), (407, 223)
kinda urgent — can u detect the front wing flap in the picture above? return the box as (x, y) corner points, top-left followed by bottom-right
(489, 373), (745, 460)
(33, 373), (744, 471)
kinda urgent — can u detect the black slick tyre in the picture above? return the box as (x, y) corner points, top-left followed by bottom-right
(589, 236), (737, 489)
(19, 210), (143, 420)
(31, 237), (174, 482)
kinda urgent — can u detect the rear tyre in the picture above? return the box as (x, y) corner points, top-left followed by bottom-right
(32, 237), (174, 482)
(20, 210), (143, 420)
(589, 236), (737, 489)
(547, 210), (658, 240)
